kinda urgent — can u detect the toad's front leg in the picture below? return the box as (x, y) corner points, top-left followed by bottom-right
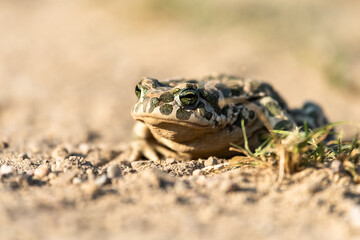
(130, 121), (180, 162)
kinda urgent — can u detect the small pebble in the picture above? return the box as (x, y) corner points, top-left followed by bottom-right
(48, 172), (56, 179)
(86, 169), (95, 182)
(131, 160), (152, 170)
(204, 157), (218, 167)
(79, 143), (91, 155)
(336, 152), (347, 162)
(62, 171), (78, 184)
(107, 164), (122, 179)
(0, 140), (9, 150)
(26, 169), (34, 176)
(72, 177), (82, 185)
(69, 156), (84, 162)
(95, 175), (108, 186)
(166, 158), (176, 164)
(34, 165), (50, 178)
(52, 146), (69, 161)
(214, 164), (225, 171)
(192, 169), (204, 176)
(0, 165), (14, 175)
(330, 160), (344, 173)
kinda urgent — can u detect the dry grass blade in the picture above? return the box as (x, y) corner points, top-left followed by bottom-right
(230, 121), (360, 183)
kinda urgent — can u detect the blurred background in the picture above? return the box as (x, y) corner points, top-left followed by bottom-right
(0, 0), (359, 146)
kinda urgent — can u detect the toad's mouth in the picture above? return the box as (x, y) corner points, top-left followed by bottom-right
(132, 115), (212, 129)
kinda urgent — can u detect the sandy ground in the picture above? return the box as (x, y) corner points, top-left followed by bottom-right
(0, 1), (360, 239)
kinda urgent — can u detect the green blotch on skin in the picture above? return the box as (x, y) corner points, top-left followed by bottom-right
(230, 86), (245, 96)
(234, 115), (247, 127)
(159, 104), (173, 115)
(215, 83), (232, 97)
(266, 101), (281, 117)
(199, 90), (221, 115)
(204, 111), (213, 120)
(176, 108), (193, 120)
(274, 120), (294, 131)
(198, 102), (213, 120)
(149, 97), (160, 113)
(159, 92), (174, 103)
(248, 110), (255, 120)
(307, 108), (320, 119)
(221, 105), (229, 115)
(254, 83), (288, 109)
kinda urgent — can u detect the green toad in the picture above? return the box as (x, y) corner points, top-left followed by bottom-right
(130, 74), (329, 161)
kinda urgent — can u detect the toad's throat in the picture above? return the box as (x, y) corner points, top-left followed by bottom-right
(134, 116), (214, 142)
(133, 115), (212, 129)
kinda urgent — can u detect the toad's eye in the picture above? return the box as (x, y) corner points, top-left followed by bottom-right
(135, 85), (141, 99)
(179, 88), (198, 106)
